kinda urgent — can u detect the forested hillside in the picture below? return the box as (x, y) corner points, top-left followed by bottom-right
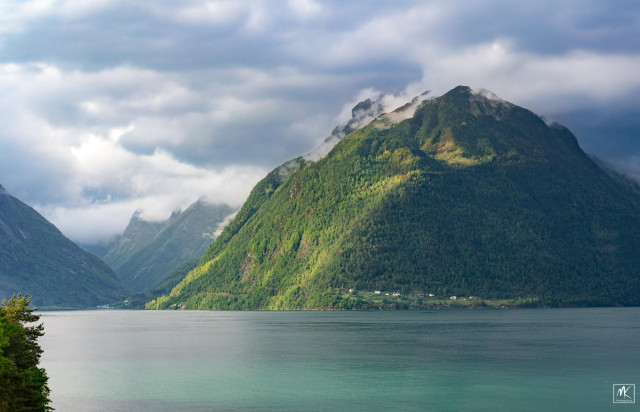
(148, 86), (640, 310)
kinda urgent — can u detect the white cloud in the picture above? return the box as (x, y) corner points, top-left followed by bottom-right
(174, 1), (246, 25)
(0, 62), (275, 242)
(213, 210), (238, 237)
(288, 0), (322, 19)
(1, 0), (640, 245)
(419, 42), (640, 113)
(168, 0), (270, 33)
(57, 0), (118, 18)
(34, 154), (265, 244)
(0, 0), (118, 27)
(284, 3), (445, 69)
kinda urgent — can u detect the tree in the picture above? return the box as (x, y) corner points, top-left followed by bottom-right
(0, 294), (52, 411)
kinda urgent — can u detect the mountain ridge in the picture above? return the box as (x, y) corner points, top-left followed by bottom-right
(148, 86), (640, 310)
(105, 200), (236, 292)
(0, 184), (128, 307)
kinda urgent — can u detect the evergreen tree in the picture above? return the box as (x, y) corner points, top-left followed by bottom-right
(0, 294), (52, 411)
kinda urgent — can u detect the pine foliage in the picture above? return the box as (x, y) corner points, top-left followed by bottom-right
(0, 294), (52, 411)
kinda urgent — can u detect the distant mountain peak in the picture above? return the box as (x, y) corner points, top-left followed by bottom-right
(104, 200), (236, 292)
(0, 184), (7, 195)
(169, 208), (182, 220)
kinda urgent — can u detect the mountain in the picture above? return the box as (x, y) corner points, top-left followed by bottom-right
(103, 210), (166, 273)
(104, 200), (235, 292)
(79, 240), (117, 259)
(147, 86), (640, 310)
(114, 258), (200, 309)
(0, 184), (128, 307)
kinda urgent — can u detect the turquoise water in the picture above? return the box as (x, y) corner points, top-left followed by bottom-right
(40, 309), (640, 411)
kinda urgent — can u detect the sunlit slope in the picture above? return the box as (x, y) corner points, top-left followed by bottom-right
(148, 86), (640, 309)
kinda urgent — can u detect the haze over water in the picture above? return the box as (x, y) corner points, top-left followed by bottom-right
(40, 308), (639, 411)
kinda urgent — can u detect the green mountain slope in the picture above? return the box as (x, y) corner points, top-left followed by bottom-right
(148, 86), (640, 310)
(0, 184), (128, 307)
(103, 210), (165, 273)
(106, 201), (235, 292)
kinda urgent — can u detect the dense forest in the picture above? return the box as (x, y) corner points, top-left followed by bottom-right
(148, 86), (640, 310)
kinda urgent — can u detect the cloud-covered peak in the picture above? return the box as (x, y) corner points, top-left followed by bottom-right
(305, 94), (385, 160)
(471, 88), (504, 102)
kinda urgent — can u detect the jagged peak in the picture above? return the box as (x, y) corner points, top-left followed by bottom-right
(124, 209), (165, 232)
(430, 85), (517, 124)
(305, 96), (387, 161)
(305, 91), (436, 160)
(169, 208), (182, 220)
(372, 91), (432, 130)
(471, 88), (504, 102)
(441, 85), (473, 99)
(0, 183), (7, 195)
(440, 85), (507, 105)
(305, 86), (533, 163)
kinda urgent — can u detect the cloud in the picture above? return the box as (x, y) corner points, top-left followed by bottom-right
(288, 0), (323, 19)
(33, 148), (265, 244)
(213, 210), (238, 238)
(617, 156), (640, 182)
(416, 42), (640, 113)
(0, 63), (342, 174)
(0, 62), (269, 242)
(0, 0), (639, 245)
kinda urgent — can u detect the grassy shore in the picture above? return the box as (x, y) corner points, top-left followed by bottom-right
(335, 290), (541, 310)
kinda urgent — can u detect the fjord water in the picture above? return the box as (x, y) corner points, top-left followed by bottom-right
(40, 309), (639, 411)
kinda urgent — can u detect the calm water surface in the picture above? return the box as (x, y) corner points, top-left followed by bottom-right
(39, 308), (640, 411)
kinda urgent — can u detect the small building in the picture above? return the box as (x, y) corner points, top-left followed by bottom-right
(428, 293), (434, 297)
(449, 296), (457, 300)
(374, 290), (381, 295)
(392, 292), (400, 297)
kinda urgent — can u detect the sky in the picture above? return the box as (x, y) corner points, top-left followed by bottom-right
(0, 0), (639, 245)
